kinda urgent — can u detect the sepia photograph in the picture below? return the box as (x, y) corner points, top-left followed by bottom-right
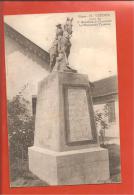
(4, 11), (121, 187)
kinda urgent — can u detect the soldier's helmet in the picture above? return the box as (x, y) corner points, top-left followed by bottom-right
(56, 24), (62, 28)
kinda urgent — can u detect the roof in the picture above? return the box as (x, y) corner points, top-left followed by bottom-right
(4, 23), (50, 70)
(92, 75), (118, 97)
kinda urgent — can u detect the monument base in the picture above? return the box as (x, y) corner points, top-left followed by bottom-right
(29, 146), (110, 185)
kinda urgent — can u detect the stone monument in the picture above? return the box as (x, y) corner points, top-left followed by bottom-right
(28, 18), (110, 185)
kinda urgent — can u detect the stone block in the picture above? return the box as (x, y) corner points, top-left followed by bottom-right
(28, 71), (110, 185)
(34, 71), (99, 152)
(29, 146), (110, 185)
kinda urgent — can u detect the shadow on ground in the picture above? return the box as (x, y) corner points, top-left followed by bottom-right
(10, 160), (48, 187)
(10, 171), (48, 187)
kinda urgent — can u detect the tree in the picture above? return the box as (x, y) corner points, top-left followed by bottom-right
(8, 95), (34, 164)
(95, 104), (109, 145)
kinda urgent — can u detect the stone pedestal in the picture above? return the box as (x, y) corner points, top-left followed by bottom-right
(28, 71), (110, 185)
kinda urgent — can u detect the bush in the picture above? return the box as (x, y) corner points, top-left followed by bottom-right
(95, 105), (108, 144)
(7, 95), (34, 179)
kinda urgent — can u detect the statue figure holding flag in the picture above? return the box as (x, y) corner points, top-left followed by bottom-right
(49, 18), (77, 73)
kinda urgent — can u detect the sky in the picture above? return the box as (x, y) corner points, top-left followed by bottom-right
(4, 11), (118, 100)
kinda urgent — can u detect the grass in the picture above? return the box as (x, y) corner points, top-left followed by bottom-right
(101, 143), (121, 183)
(10, 171), (48, 187)
(10, 143), (121, 187)
(10, 159), (48, 187)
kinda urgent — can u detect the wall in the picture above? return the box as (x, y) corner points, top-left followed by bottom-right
(5, 35), (49, 114)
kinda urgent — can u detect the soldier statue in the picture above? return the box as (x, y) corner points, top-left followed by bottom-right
(49, 18), (77, 73)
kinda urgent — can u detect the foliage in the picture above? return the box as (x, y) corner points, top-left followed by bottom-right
(95, 104), (109, 136)
(8, 95), (34, 161)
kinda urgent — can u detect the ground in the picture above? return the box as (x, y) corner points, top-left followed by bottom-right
(10, 140), (121, 187)
(102, 143), (121, 183)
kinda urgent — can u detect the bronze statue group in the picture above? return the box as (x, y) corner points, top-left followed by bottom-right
(49, 18), (76, 73)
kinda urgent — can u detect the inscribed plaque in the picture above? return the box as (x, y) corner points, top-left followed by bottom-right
(67, 88), (92, 142)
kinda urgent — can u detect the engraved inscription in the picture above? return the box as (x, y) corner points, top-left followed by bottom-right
(67, 88), (92, 142)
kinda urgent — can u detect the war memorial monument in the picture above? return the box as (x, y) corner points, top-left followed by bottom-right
(28, 18), (110, 185)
